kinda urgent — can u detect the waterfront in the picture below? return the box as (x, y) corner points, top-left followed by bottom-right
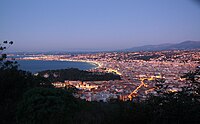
(15, 49), (200, 102)
(17, 60), (97, 73)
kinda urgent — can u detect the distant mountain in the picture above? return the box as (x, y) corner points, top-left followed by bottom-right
(125, 41), (200, 52)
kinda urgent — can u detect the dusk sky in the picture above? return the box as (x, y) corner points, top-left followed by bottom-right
(1, 0), (200, 52)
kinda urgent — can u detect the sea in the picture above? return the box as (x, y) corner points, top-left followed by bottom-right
(17, 60), (97, 73)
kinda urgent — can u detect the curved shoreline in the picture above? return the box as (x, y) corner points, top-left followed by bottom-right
(19, 57), (101, 70)
(59, 59), (101, 69)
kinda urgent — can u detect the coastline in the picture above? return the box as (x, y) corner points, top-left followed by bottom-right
(59, 59), (101, 69)
(18, 57), (101, 70)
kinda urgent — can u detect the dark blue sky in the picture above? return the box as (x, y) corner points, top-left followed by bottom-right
(1, 0), (200, 52)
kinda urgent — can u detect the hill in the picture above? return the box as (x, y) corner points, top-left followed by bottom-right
(38, 68), (121, 82)
(125, 41), (200, 52)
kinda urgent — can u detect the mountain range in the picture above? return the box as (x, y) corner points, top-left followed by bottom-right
(125, 41), (200, 52)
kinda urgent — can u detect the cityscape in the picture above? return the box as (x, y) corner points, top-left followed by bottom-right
(14, 49), (200, 102)
(1, 0), (200, 123)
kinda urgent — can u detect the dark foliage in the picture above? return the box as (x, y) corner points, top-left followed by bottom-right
(182, 66), (200, 99)
(0, 61), (52, 124)
(38, 68), (121, 82)
(134, 54), (161, 61)
(16, 88), (80, 124)
(0, 41), (13, 60)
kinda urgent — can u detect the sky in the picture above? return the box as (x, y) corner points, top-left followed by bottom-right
(0, 0), (200, 52)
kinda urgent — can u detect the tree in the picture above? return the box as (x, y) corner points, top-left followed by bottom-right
(182, 66), (200, 100)
(154, 78), (168, 95)
(16, 88), (80, 124)
(0, 41), (17, 70)
(0, 40), (13, 61)
(0, 41), (52, 124)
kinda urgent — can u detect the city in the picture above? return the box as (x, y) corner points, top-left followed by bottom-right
(16, 49), (200, 102)
(1, 0), (200, 123)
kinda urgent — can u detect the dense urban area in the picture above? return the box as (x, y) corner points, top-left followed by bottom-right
(16, 50), (200, 102)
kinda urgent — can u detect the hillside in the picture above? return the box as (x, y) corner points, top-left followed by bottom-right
(125, 41), (200, 52)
